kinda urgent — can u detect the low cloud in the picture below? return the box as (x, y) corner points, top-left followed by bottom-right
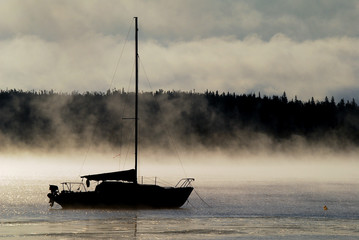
(140, 35), (359, 100)
(0, 0), (358, 101)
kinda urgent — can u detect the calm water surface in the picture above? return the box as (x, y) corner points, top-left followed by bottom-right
(1, 178), (358, 239)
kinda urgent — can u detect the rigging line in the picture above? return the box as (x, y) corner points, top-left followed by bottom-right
(78, 113), (106, 177)
(139, 56), (188, 177)
(138, 55), (153, 90)
(79, 141), (92, 177)
(79, 20), (133, 176)
(164, 126), (188, 176)
(114, 20), (135, 170)
(123, 127), (133, 170)
(138, 115), (141, 179)
(77, 97), (101, 176)
(108, 19), (133, 91)
(119, 59), (136, 170)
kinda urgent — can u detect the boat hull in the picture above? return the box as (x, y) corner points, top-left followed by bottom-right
(49, 182), (193, 209)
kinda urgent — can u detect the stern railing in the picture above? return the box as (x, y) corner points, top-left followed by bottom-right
(61, 182), (87, 192)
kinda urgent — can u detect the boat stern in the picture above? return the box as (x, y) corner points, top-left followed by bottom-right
(47, 185), (59, 207)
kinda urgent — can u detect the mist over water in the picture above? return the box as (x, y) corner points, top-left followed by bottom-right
(1, 148), (359, 239)
(1, 91), (359, 239)
(1, 147), (358, 182)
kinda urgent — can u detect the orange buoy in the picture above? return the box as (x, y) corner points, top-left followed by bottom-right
(323, 205), (328, 211)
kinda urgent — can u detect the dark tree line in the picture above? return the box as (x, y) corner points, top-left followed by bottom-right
(0, 89), (358, 151)
(203, 91), (359, 148)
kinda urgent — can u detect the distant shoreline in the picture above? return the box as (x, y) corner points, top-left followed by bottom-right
(0, 89), (358, 152)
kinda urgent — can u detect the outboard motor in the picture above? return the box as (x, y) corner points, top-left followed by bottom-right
(47, 185), (59, 207)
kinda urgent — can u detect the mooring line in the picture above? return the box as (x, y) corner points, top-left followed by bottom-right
(193, 188), (211, 207)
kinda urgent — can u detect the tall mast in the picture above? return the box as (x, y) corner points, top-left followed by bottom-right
(134, 17), (138, 184)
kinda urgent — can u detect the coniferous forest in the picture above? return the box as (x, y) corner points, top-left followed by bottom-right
(0, 89), (359, 152)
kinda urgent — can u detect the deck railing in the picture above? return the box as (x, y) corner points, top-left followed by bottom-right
(175, 178), (195, 188)
(61, 182), (87, 192)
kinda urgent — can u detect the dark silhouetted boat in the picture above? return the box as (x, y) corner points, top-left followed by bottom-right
(47, 17), (194, 209)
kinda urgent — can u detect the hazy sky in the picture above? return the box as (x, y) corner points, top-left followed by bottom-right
(0, 0), (358, 101)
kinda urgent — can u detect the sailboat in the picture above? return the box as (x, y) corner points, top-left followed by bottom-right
(47, 17), (194, 209)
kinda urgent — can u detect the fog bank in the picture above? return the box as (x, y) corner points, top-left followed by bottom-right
(1, 149), (358, 186)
